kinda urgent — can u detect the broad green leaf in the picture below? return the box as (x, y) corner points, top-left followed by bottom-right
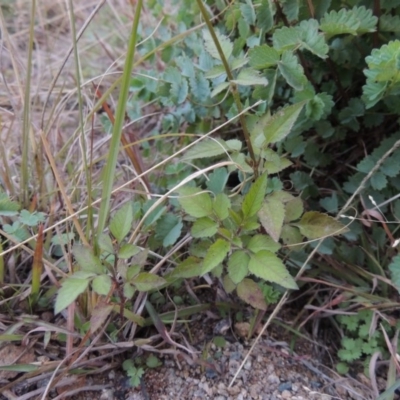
(242, 173), (268, 218)
(282, 0), (299, 22)
(240, 1), (256, 25)
(155, 214), (183, 247)
(228, 250), (250, 284)
(256, 0), (274, 32)
(211, 82), (230, 98)
(55, 278), (90, 314)
(264, 156), (292, 174)
(248, 250), (298, 289)
(237, 278), (267, 310)
(295, 211), (349, 239)
(178, 187), (213, 218)
(118, 243), (141, 259)
(232, 68), (269, 86)
(73, 244), (104, 274)
(284, 197), (304, 222)
(205, 65), (226, 79)
(222, 274), (236, 293)
(247, 234), (281, 253)
(207, 168), (229, 195)
(98, 233), (114, 254)
(230, 152), (254, 173)
(249, 45), (280, 69)
(110, 201), (133, 243)
(92, 274), (112, 296)
(264, 102), (305, 144)
(127, 265), (141, 281)
(123, 282), (135, 299)
(320, 7), (377, 39)
(169, 257), (203, 279)
(183, 138), (228, 160)
(203, 29), (233, 61)
(0, 193), (20, 216)
(213, 193), (231, 220)
(202, 239), (230, 275)
(142, 199), (166, 227)
(191, 217), (218, 238)
(129, 248), (149, 269)
(19, 210), (46, 226)
(133, 272), (166, 292)
(319, 194), (338, 214)
(258, 196), (285, 242)
(189, 73), (210, 102)
(281, 225), (304, 251)
(273, 20), (328, 58)
(278, 51), (307, 91)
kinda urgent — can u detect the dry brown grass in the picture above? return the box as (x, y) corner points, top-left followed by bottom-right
(0, 2), (177, 397)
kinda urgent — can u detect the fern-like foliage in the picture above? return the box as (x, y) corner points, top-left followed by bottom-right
(362, 40), (400, 108)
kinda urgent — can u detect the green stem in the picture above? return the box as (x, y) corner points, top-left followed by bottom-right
(96, 0), (143, 238)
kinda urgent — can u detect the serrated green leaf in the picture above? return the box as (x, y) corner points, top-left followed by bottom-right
(127, 265), (141, 281)
(248, 250), (298, 289)
(110, 202), (133, 243)
(205, 65), (226, 79)
(213, 193), (231, 220)
(249, 45), (280, 69)
(178, 187), (213, 218)
(284, 197), (304, 222)
(228, 250), (249, 284)
(118, 243), (141, 259)
(203, 29), (233, 61)
(320, 6), (377, 39)
(55, 278), (90, 314)
(207, 168), (229, 195)
(142, 199), (166, 227)
(240, 1), (256, 25)
(258, 196), (285, 242)
(73, 245), (104, 274)
(273, 20), (328, 58)
(18, 210), (45, 226)
(133, 272), (166, 292)
(222, 274), (236, 293)
(237, 278), (267, 310)
(319, 194), (338, 213)
(264, 102), (305, 144)
(183, 138), (228, 160)
(98, 233), (114, 254)
(189, 73), (210, 101)
(264, 151), (292, 174)
(278, 51), (307, 91)
(242, 173), (268, 218)
(370, 171), (388, 190)
(202, 239), (230, 274)
(155, 214), (183, 247)
(169, 257), (203, 279)
(92, 274), (112, 296)
(232, 68), (269, 86)
(281, 225), (303, 250)
(256, 0), (274, 32)
(295, 211), (349, 239)
(0, 193), (20, 216)
(247, 234), (281, 253)
(146, 355), (162, 368)
(191, 217), (218, 238)
(210, 81), (230, 98)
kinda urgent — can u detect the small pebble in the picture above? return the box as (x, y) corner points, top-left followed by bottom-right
(278, 382), (292, 392)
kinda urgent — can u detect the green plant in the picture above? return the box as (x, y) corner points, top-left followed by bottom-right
(122, 359), (145, 388)
(336, 309), (395, 376)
